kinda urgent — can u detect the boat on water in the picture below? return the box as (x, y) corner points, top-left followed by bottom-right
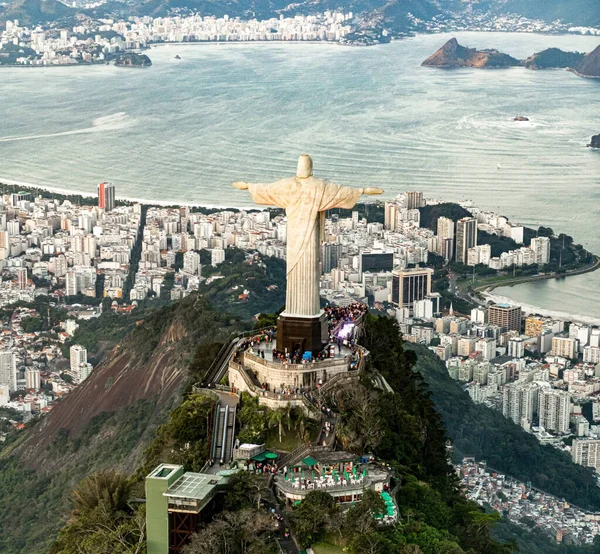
(175, 55), (181, 60)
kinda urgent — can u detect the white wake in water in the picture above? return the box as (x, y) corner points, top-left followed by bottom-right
(0, 112), (132, 143)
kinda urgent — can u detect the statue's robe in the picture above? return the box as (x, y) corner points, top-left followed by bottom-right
(248, 176), (363, 316)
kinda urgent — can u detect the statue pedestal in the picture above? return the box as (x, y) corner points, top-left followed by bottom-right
(277, 312), (328, 355)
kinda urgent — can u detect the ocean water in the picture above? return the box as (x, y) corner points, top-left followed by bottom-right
(0, 32), (599, 316)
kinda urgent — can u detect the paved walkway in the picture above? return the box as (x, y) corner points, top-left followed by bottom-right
(245, 338), (355, 362)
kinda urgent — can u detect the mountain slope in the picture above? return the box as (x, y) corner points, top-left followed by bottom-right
(0, 294), (239, 554)
(406, 342), (600, 511)
(575, 43), (600, 77)
(494, 0), (600, 27)
(0, 0), (74, 25)
(439, 0), (600, 27)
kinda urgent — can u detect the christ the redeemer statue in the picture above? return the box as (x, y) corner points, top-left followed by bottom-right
(233, 154), (383, 354)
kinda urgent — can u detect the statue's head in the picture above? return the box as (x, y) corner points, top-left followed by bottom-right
(296, 154), (313, 179)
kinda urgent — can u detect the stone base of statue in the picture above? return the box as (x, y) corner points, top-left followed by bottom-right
(276, 311), (328, 355)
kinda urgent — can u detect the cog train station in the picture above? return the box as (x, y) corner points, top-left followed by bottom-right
(145, 156), (396, 554)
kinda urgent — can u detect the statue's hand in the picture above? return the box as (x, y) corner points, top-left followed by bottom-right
(364, 187), (384, 195)
(232, 181), (249, 190)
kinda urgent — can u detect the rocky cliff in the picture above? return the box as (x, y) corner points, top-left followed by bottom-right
(575, 44), (600, 78)
(421, 38), (521, 68)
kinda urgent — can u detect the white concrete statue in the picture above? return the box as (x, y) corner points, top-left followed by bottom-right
(233, 154), (383, 317)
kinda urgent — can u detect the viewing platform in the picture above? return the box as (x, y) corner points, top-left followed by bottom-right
(228, 304), (368, 411)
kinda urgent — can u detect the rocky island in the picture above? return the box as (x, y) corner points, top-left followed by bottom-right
(423, 39), (600, 79)
(590, 135), (600, 148)
(523, 48), (584, 70)
(114, 52), (152, 67)
(421, 37), (520, 68)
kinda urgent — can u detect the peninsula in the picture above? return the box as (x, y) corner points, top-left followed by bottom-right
(423, 38), (600, 78)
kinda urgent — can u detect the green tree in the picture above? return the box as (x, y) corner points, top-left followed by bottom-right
(293, 490), (339, 546)
(268, 408), (284, 443)
(72, 470), (131, 514)
(50, 471), (145, 554)
(182, 509), (276, 554)
(224, 472), (268, 511)
(345, 488), (386, 536)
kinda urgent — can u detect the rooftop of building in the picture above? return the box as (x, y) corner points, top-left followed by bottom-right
(164, 472), (226, 501)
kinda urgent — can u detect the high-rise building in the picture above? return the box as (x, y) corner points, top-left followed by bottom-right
(538, 389), (571, 434)
(405, 191), (424, 210)
(390, 267), (433, 309)
(16, 267), (27, 290)
(384, 202), (399, 231)
(572, 439), (600, 470)
(98, 182), (116, 212)
(455, 217), (477, 264)
(551, 337), (578, 359)
(583, 346), (600, 364)
(70, 345), (87, 372)
(488, 304), (522, 332)
(321, 243), (342, 274)
(508, 338), (525, 358)
(359, 250), (394, 275)
(25, 368), (41, 390)
(530, 236), (551, 266)
(467, 244), (491, 266)
(436, 217), (455, 260)
(475, 337), (497, 361)
(183, 251), (201, 275)
(0, 231), (9, 249)
(7, 220), (20, 237)
(211, 247), (225, 267)
(66, 269), (79, 296)
(11, 191), (32, 206)
(502, 381), (539, 426)
(0, 351), (17, 392)
(525, 316), (545, 337)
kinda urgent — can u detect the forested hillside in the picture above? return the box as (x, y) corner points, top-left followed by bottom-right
(0, 294), (239, 553)
(406, 343), (600, 511)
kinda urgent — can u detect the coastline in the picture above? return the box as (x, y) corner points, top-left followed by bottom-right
(472, 255), (600, 323)
(2, 29), (599, 69)
(3, 176), (599, 323)
(0, 178), (254, 211)
(473, 255), (600, 295)
(482, 289), (600, 327)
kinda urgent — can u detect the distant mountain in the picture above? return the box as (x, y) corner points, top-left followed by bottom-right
(0, 0), (74, 25)
(489, 0), (600, 27)
(421, 37), (521, 68)
(575, 43), (600, 77)
(439, 0), (600, 27)
(1, 0), (599, 34)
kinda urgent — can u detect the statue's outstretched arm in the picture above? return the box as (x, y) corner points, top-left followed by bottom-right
(232, 179), (288, 208)
(362, 187), (384, 195)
